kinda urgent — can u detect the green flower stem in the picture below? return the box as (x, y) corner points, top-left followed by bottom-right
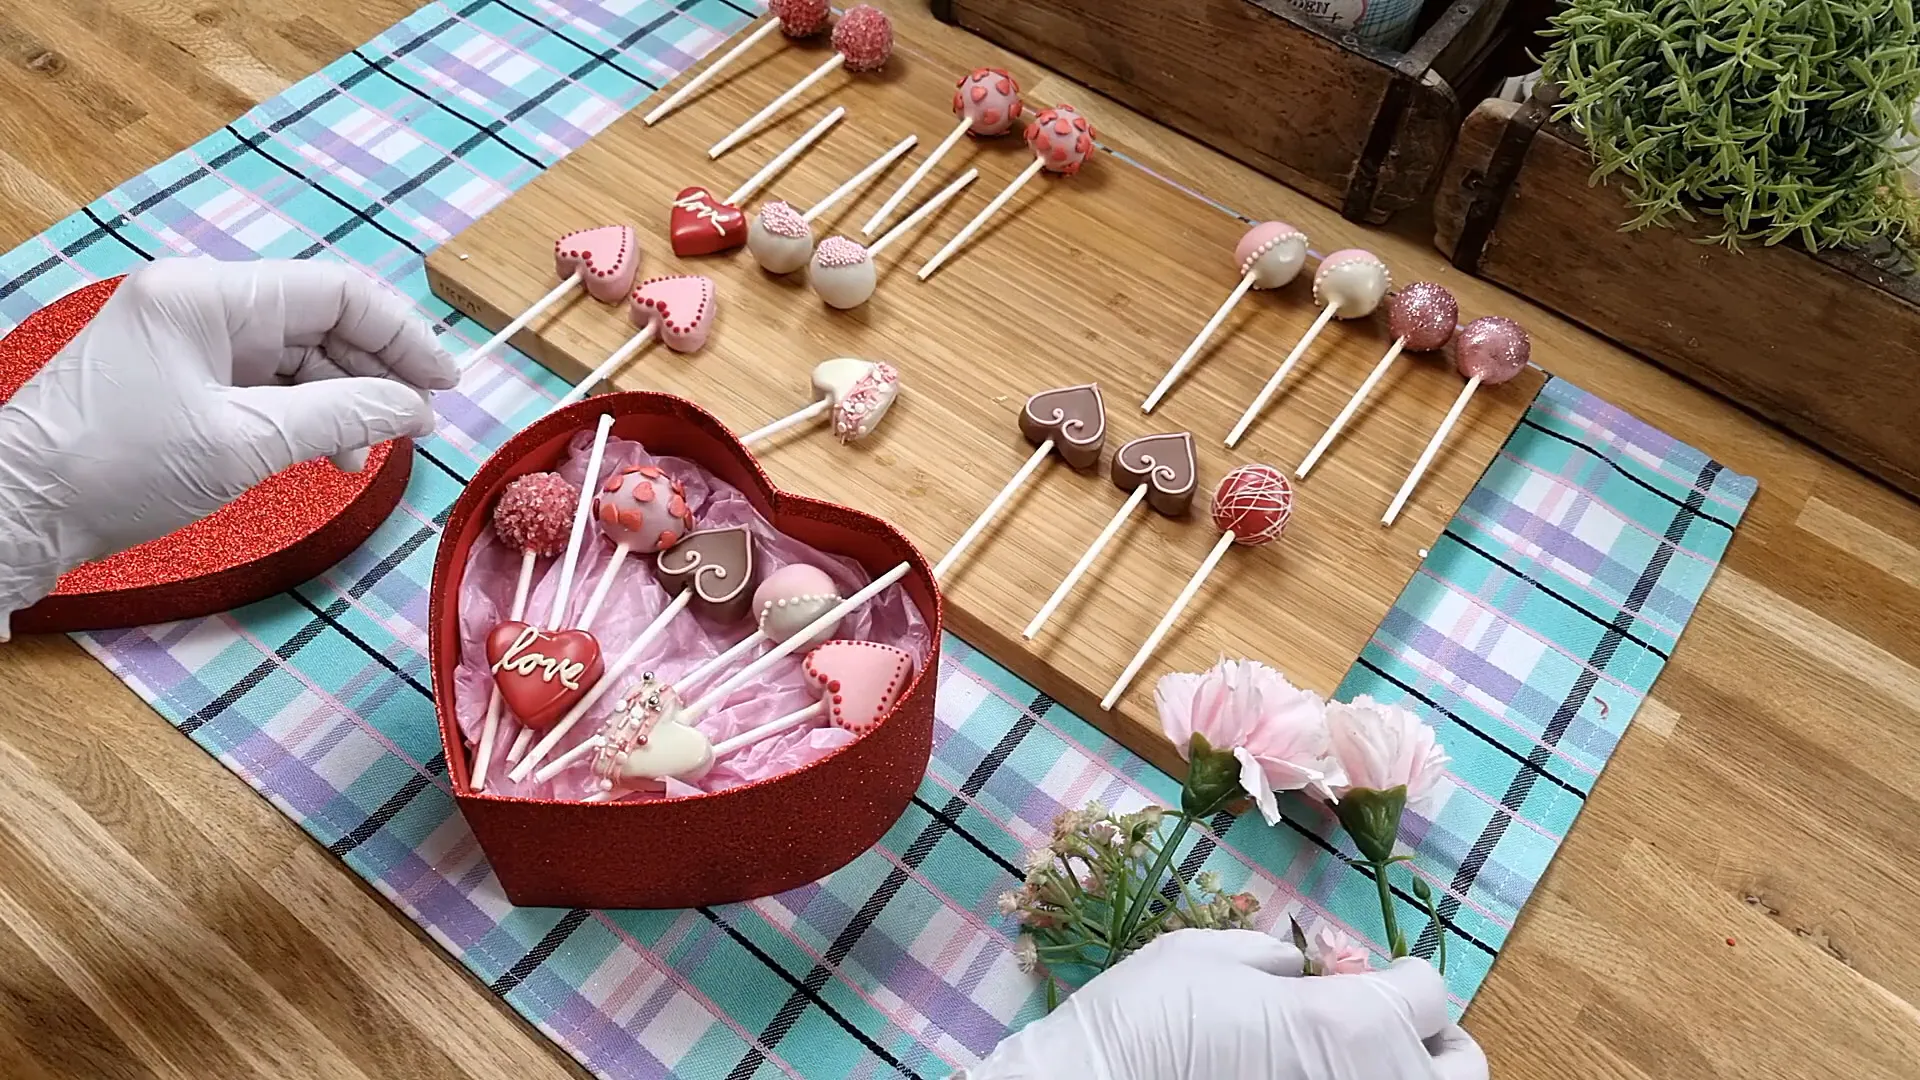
(1413, 877), (1447, 975)
(1373, 860), (1407, 958)
(1105, 812), (1192, 969)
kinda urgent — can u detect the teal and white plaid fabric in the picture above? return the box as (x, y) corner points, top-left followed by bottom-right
(0, 3), (1755, 1076)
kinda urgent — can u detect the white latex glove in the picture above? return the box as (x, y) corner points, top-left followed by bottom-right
(964, 930), (1488, 1080)
(0, 258), (455, 638)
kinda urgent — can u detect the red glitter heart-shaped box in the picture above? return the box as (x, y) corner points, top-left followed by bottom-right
(429, 391), (943, 909)
(0, 277), (411, 633)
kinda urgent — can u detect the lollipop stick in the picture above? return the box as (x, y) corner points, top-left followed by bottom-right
(548, 414), (615, 629)
(1383, 375), (1481, 527)
(710, 56), (846, 159)
(1142, 272), (1257, 413)
(575, 543), (632, 632)
(863, 117), (969, 236)
(507, 728), (534, 763)
(676, 628), (768, 696)
(459, 272), (581, 371)
(932, 439), (1052, 580)
(531, 734), (603, 783)
(510, 589), (694, 781)
(869, 168), (977, 259)
(471, 548), (538, 791)
(1224, 302), (1340, 448)
(805, 134), (918, 223)
(917, 158), (1045, 281)
(741, 397), (830, 445)
(643, 18), (783, 125)
(711, 701), (827, 757)
(720, 105), (846, 205)
(686, 562), (912, 720)
(1297, 337), (1407, 478)
(1101, 531), (1236, 710)
(550, 325), (657, 413)
(1024, 484), (1147, 639)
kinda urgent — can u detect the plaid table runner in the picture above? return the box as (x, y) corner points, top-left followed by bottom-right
(0, 3), (1756, 1076)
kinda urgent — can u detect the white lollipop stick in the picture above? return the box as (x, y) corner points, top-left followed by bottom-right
(932, 439), (1051, 580)
(549, 325), (657, 413)
(684, 562), (911, 720)
(531, 733), (603, 782)
(721, 106), (847, 205)
(741, 397), (830, 445)
(575, 543), (632, 632)
(548, 414), (614, 629)
(470, 548), (537, 790)
(1224, 302), (1340, 448)
(917, 158), (1044, 281)
(1142, 271), (1256, 413)
(510, 590), (693, 781)
(710, 54), (846, 159)
(1383, 375), (1481, 527)
(1298, 337), (1408, 478)
(643, 19), (783, 125)
(804, 134), (917, 223)
(459, 272), (581, 371)
(869, 168), (977, 259)
(711, 701), (827, 757)
(1024, 484), (1147, 639)
(863, 117), (969, 236)
(675, 627), (767, 696)
(507, 727), (535, 764)
(1101, 531), (1236, 710)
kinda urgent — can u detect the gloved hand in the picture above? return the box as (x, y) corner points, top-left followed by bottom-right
(0, 258), (455, 638)
(963, 929), (1488, 1080)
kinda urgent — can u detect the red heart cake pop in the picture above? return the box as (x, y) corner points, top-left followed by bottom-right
(486, 622), (606, 730)
(670, 187), (748, 256)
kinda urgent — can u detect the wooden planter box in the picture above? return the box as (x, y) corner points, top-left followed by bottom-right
(1435, 98), (1920, 497)
(931, 0), (1514, 223)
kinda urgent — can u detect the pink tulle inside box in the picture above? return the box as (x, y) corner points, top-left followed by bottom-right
(455, 430), (932, 801)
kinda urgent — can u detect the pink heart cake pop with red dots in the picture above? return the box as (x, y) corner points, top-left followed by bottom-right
(629, 274), (716, 353)
(553, 225), (639, 303)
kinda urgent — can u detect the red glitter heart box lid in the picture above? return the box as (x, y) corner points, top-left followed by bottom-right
(429, 391), (944, 910)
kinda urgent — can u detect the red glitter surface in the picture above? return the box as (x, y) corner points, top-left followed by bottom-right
(2, 277), (411, 633)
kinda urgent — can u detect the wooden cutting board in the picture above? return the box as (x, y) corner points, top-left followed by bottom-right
(425, 10), (1543, 776)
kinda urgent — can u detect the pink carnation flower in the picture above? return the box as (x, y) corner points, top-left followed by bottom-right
(1308, 922), (1372, 975)
(1156, 659), (1340, 824)
(1325, 695), (1450, 815)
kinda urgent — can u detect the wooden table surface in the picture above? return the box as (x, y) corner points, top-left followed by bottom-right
(2, 3), (1917, 1079)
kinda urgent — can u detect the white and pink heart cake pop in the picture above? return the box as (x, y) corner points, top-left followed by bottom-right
(752, 563), (844, 648)
(770, 0), (831, 37)
(954, 67), (1023, 136)
(1025, 104), (1096, 176)
(594, 464), (697, 553)
(809, 236), (876, 310)
(1312, 249), (1391, 318)
(555, 225), (639, 303)
(1235, 222), (1310, 289)
(810, 358), (899, 441)
(628, 274), (717, 352)
(748, 200), (815, 275)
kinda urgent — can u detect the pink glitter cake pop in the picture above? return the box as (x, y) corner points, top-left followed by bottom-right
(954, 67), (1023, 136)
(769, 0), (831, 37)
(1388, 283), (1460, 353)
(494, 472), (577, 556)
(1455, 315), (1531, 383)
(831, 4), (893, 72)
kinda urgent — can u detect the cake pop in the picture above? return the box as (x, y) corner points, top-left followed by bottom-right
(460, 225), (637, 371)
(934, 383), (1107, 580)
(810, 168), (979, 309)
(656, 525), (757, 623)
(1103, 465), (1296, 709)
(747, 133), (919, 274)
(1382, 315), (1530, 526)
(708, 5), (893, 159)
(753, 564), (844, 647)
(470, 472), (578, 789)
(1024, 432), (1198, 640)
(642, 0), (833, 126)
(706, 640), (915, 761)
(918, 104), (1097, 281)
(864, 67), (1024, 236)
(1142, 222), (1309, 412)
(741, 359), (902, 447)
(573, 463), (697, 632)
(671, 106), (846, 257)
(1224, 249), (1393, 448)
(550, 275), (717, 412)
(1298, 282), (1459, 478)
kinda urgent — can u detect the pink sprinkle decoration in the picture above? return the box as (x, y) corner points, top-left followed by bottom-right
(493, 472), (578, 557)
(758, 200), (809, 240)
(831, 4), (892, 71)
(814, 236), (871, 268)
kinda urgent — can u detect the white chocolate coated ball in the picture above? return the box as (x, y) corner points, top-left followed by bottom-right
(747, 200), (813, 275)
(1234, 221), (1309, 289)
(1312, 249), (1391, 318)
(810, 237), (876, 310)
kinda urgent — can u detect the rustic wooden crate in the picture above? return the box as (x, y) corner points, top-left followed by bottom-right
(932, 0), (1514, 222)
(1435, 97), (1920, 498)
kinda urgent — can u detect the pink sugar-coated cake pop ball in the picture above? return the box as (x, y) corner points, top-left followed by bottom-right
(770, 0), (831, 37)
(493, 472), (578, 557)
(752, 563), (844, 646)
(1312, 249), (1391, 319)
(810, 236), (876, 309)
(1026, 104), (1096, 175)
(1211, 464), (1294, 546)
(953, 67), (1023, 136)
(748, 200), (814, 275)
(1455, 316), (1531, 384)
(592, 464), (697, 553)
(831, 4), (893, 72)
(1387, 282), (1459, 353)
(1235, 221), (1309, 289)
